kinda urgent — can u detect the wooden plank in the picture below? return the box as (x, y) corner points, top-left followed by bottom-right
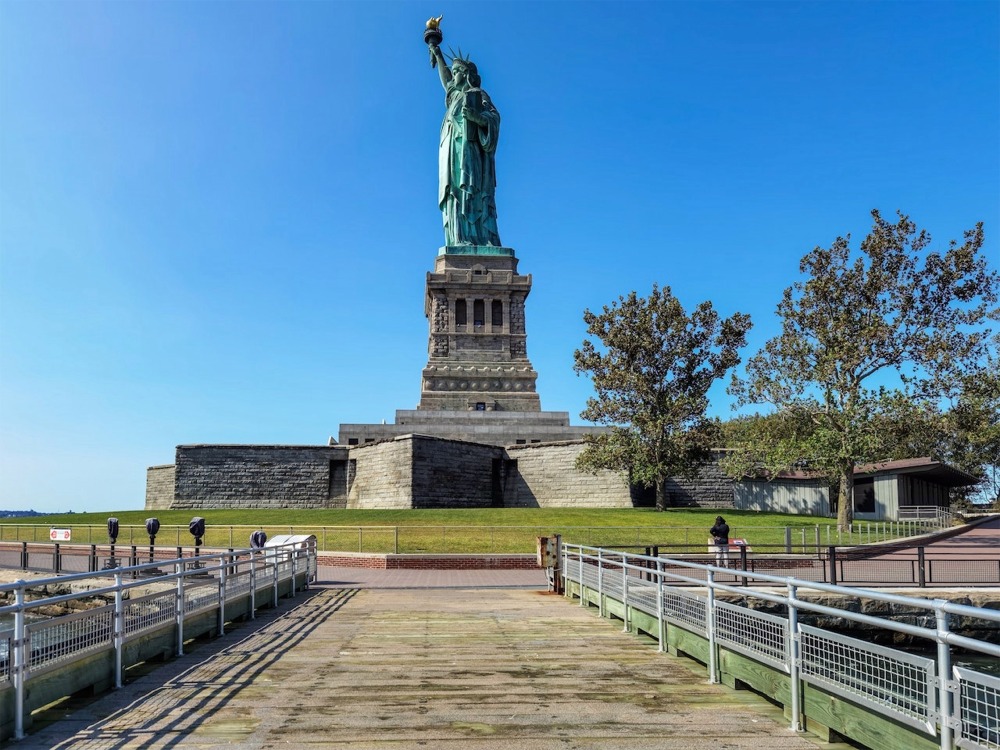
(590, 588), (943, 750)
(718, 648), (791, 705)
(801, 683), (938, 750)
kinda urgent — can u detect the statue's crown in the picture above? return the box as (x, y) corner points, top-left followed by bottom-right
(448, 47), (475, 69)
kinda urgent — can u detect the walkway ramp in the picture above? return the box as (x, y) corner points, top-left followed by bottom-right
(15, 582), (839, 749)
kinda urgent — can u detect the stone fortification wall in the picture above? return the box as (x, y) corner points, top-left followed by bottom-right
(504, 441), (633, 508)
(347, 438), (415, 509)
(146, 439), (738, 511)
(410, 436), (504, 508)
(171, 445), (349, 510)
(145, 465), (176, 510)
(663, 450), (735, 508)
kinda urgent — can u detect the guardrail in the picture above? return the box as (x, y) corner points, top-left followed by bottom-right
(0, 540), (318, 742)
(900, 506), (956, 525)
(561, 543), (1000, 750)
(606, 542), (1000, 588)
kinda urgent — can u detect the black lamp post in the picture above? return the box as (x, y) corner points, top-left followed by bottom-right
(106, 517), (119, 569)
(145, 517), (159, 566)
(189, 517), (205, 569)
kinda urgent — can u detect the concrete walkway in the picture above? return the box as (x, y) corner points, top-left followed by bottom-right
(15, 570), (848, 749)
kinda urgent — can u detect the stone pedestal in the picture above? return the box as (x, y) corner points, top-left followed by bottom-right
(419, 246), (541, 412)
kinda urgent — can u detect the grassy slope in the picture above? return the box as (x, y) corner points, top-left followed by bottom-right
(1, 508), (843, 553)
(3, 507), (835, 529)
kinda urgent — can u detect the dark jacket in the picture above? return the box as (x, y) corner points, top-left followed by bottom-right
(710, 522), (730, 544)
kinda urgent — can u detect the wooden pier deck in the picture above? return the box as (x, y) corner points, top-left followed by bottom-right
(12, 570), (848, 749)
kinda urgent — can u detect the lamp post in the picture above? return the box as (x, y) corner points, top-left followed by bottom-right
(189, 517), (206, 570)
(105, 517), (119, 569)
(145, 518), (159, 565)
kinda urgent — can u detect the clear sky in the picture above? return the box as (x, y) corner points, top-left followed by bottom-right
(1, 1), (997, 514)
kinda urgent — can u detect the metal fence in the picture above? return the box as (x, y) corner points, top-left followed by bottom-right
(603, 541), (1000, 588)
(0, 540), (318, 741)
(561, 543), (1000, 750)
(0, 518), (954, 554)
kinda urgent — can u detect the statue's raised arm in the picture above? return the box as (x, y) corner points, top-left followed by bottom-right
(422, 17), (502, 248)
(425, 16), (452, 88)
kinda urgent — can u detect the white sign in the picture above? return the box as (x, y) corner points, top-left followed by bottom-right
(49, 528), (71, 541)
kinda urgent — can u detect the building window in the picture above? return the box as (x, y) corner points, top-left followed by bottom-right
(455, 299), (467, 326)
(515, 439), (526, 445)
(492, 300), (503, 327)
(347, 438), (359, 446)
(364, 438), (375, 443)
(473, 299), (484, 327)
(475, 402), (486, 411)
(853, 478), (876, 513)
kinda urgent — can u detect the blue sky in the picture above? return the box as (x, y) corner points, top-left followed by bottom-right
(1, 1), (997, 513)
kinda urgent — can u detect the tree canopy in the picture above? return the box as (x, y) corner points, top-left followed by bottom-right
(574, 284), (751, 510)
(727, 210), (998, 528)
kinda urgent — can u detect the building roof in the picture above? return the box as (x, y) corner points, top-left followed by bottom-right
(747, 457), (978, 488)
(853, 457), (979, 487)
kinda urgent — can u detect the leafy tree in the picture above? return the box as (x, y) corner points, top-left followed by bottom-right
(574, 284), (751, 510)
(728, 210), (998, 529)
(941, 363), (1000, 506)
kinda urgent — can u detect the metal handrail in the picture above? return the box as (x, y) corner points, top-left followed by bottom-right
(0, 540), (317, 741)
(561, 542), (1000, 750)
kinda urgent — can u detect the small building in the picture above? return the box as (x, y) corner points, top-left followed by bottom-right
(734, 457), (978, 521)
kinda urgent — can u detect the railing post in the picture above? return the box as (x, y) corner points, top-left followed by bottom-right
(706, 569), (718, 684)
(273, 548), (279, 608)
(936, 606), (953, 750)
(13, 586), (26, 740)
(394, 526), (399, 555)
(596, 549), (603, 613)
(90, 544), (98, 573)
(113, 572), (124, 689)
(621, 554), (629, 633)
(918, 546), (926, 588)
(175, 562), (185, 656)
(828, 546), (837, 586)
(291, 549), (298, 596)
(218, 553), (227, 635)
(656, 558), (665, 653)
(787, 582), (802, 732)
(20, 541), (27, 570)
(784, 527), (791, 554)
(249, 549), (257, 620)
(739, 544), (748, 585)
(53, 543), (60, 574)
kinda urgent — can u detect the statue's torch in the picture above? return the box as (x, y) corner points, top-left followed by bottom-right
(425, 15), (443, 67)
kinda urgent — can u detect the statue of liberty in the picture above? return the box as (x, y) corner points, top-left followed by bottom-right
(425, 17), (502, 248)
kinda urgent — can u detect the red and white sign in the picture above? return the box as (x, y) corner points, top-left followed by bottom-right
(49, 528), (71, 541)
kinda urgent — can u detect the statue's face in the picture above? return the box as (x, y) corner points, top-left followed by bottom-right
(453, 65), (468, 86)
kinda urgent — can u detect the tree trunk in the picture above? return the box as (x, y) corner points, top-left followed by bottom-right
(836, 462), (854, 532)
(655, 478), (667, 512)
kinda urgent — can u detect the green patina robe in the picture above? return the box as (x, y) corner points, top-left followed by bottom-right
(439, 81), (501, 247)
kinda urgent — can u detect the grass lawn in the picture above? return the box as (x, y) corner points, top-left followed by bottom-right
(0, 507), (870, 554)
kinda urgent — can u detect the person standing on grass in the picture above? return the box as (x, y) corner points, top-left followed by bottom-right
(710, 516), (730, 567)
